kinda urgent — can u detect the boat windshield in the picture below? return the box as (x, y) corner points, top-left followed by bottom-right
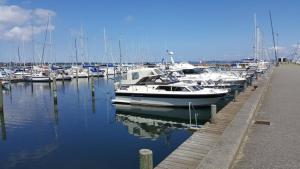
(182, 68), (204, 74)
(136, 75), (179, 85)
(187, 85), (203, 91)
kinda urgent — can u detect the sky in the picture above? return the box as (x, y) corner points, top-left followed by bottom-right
(0, 0), (300, 63)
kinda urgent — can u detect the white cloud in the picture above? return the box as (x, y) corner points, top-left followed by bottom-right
(124, 15), (134, 22)
(0, 4), (56, 41)
(0, 5), (30, 25)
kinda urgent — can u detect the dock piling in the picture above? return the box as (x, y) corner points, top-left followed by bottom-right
(76, 69), (79, 81)
(53, 77), (58, 105)
(8, 75), (11, 91)
(211, 104), (217, 123)
(139, 149), (153, 169)
(188, 102), (192, 127)
(243, 81), (248, 91)
(91, 75), (95, 97)
(62, 73), (65, 83)
(0, 110), (6, 141)
(234, 90), (238, 102)
(0, 82), (3, 113)
(255, 72), (259, 80)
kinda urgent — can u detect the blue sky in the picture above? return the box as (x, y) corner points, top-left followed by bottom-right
(0, 0), (299, 63)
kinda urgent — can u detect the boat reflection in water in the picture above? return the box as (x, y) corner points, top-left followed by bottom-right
(115, 104), (211, 140)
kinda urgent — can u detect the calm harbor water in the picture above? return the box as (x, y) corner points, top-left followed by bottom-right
(0, 78), (233, 169)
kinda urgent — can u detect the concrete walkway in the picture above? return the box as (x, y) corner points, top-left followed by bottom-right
(233, 64), (300, 169)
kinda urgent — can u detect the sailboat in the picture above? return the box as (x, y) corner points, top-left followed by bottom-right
(24, 16), (52, 82)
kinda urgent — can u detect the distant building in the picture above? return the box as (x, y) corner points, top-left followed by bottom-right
(278, 57), (288, 63)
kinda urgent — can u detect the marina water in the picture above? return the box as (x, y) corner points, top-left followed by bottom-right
(0, 78), (234, 169)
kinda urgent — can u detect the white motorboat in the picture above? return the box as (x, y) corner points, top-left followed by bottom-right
(23, 66), (52, 82)
(167, 69), (232, 89)
(23, 72), (52, 82)
(70, 66), (89, 78)
(54, 73), (73, 81)
(112, 68), (228, 107)
(169, 62), (246, 87)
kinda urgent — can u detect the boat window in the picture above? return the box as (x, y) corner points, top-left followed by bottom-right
(120, 85), (129, 90)
(187, 86), (201, 91)
(182, 68), (204, 74)
(132, 72), (139, 80)
(172, 87), (189, 92)
(156, 86), (172, 91)
(153, 69), (163, 75)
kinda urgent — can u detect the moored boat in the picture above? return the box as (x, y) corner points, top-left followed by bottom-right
(112, 68), (228, 107)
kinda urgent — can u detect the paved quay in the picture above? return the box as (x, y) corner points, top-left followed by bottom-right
(233, 64), (300, 169)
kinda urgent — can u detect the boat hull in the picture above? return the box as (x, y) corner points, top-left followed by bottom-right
(112, 93), (226, 107)
(23, 76), (52, 82)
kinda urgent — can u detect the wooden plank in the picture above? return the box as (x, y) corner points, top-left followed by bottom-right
(160, 159), (196, 169)
(166, 157), (199, 166)
(167, 155), (200, 164)
(188, 136), (218, 143)
(181, 143), (211, 153)
(156, 163), (186, 169)
(171, 151), (204, 160)
(173, 148), (208, 157)
(184, 139), (217, 147)
(178, 146), (209, 155)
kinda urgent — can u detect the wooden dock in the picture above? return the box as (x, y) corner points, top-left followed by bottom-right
(155, 87), (255, 169)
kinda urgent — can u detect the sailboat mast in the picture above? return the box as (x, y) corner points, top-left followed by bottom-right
(31, 23), (35, 66)
(269, 11), (278, 66)
(17, 45), (21, 67)
(41, 15), (50, 65)
(119, 39), (122, 67)
(103, 28), (107, 65)
(75, 38), (78, 65)
(254, 13), (257, 60)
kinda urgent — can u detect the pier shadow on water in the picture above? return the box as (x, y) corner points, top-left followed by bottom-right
(0, 78), (235, 169)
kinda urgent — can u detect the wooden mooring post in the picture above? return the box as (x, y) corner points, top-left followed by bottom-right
(234, 90), (238, 102)
(91, 75), (95, 97)
(211, 104), (217, 123)
(243, 81), (248, 91)
(247, 77), (252, 86)
(0, 82), (6, 140)
(76, 69), (79, 81)
(62, 73), (65, 83)
(139, 149), (153, 169)
(0, 110), (6, 141)
(0, 82), (3, 113)
(53, 77), (58, 105)
(8, 75), (11, 91)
